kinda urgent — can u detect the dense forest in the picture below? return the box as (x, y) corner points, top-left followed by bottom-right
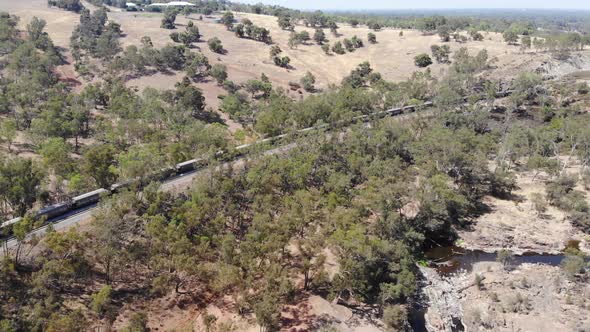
(1, 1), (590, 331)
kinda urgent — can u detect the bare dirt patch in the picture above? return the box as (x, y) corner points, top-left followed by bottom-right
(1, 0), (553, 88)
(113, 292), (384, 332)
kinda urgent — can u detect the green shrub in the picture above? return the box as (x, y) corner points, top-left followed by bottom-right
(571, 211), (590, 233)
(496, 249), (514, 268)
(343, 38), (354, 52)
(414, 53), (433, 67)
(47, 0), (83, 12)
(208, 37), (224, 54)
(209, 64), (228, 85)
(273, 55), (291, 68)
(577, 82), (590, 95)
(431, 44), (451, 63)
(545, 176), (588, 212)
(91, 285), (114, 319)
(561, 254), (586, 278)
(121, 312), (148, 332)
(161, 10), (177, 29)
(301, 72), (316, 92)
(530, 193), (547, 216)
(332, 41), (345, 54)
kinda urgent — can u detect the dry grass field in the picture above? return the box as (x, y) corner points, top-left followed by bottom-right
(1, 0), (551, 102)
(114, 10), (548, 90)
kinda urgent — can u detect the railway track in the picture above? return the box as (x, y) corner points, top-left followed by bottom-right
(2, 94), (507, 249)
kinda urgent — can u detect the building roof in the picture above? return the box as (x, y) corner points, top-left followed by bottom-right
(148, 1), (195, 6)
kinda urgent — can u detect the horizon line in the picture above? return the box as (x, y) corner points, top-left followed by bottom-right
(233, 0), (590, 11)
(273, 7), (590, 12)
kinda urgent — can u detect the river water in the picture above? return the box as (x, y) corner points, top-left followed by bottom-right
(424, 245), (569, 275)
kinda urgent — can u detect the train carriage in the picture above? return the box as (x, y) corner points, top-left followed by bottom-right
(72, 188), (110, 208)
(38, 202), (72, 220)
(175, 158), (207, 174)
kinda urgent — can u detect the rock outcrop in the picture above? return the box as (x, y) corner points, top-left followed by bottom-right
(418, 266), (467, 332)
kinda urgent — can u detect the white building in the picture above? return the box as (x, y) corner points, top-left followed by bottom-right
(148, 1), (196, 7)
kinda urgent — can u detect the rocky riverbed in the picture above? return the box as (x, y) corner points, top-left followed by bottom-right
(420, 259), (590, 332)
(456, 164), (590, 257)
(419, 246), (590, 332)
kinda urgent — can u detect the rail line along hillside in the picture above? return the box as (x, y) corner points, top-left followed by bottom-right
(1, 99), (444, 241)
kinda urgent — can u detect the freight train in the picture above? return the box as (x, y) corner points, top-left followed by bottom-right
(0, 157), (213, 241)
(0, 102), (431, 241)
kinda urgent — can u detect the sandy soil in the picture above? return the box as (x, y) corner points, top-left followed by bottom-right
(113, 292), (383, 332)
(459, 160), (590, 255)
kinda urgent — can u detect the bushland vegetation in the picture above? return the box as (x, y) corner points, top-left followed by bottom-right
(2, 5), (590, 330)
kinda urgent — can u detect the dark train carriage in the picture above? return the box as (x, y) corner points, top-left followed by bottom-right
(72, 188), (110, 208)
(175, 158), (206, 174)
(38, 202), (72, 220)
